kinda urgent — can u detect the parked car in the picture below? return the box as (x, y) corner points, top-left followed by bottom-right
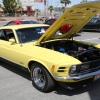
(44, 18), (57, 25)
(82, 17), (100, 31)
(0, 1), (100, 93)
(37, 17), (48, 21)
(44, 18), (73, 33)
(4, 20), (40, 26)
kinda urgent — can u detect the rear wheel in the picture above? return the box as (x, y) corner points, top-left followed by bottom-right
(30, 63), (55, 92)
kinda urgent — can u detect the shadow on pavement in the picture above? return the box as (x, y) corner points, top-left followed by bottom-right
(53, 78), (100, 100)
(82, 30), (100, 33)
(0, 61), (31, 81)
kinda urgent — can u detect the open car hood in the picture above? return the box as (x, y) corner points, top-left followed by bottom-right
(36, 1), (100, 45)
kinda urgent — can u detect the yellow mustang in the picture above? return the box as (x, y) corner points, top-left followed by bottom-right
(1, 1), (100, 92)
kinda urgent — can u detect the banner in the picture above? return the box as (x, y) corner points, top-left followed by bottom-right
(34, 0), (43, 2)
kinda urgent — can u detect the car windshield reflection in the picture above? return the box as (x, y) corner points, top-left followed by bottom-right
(16, 27), (49, 43)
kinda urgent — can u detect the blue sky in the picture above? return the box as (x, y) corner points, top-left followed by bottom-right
(0, 0), (93, 9)
(34, 0), (94, 9)
(34, 0), (82, 9)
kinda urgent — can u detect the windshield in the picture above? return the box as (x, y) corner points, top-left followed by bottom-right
(16, 26), (49, 43)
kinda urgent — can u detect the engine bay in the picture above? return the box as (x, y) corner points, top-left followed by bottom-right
(40, 40), (100, 62)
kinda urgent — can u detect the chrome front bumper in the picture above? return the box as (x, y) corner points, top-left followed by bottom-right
(54, 70), (100, 81)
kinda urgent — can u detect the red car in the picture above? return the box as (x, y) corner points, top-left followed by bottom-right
(44, 18), (73, 33)
(5, 20), (40, 26)
(44, 18), (57, 25)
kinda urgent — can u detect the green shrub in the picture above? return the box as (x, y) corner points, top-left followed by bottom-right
(27, 12), (31, 16)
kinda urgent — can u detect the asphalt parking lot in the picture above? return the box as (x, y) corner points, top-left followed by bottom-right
(0, 21), (100, 100)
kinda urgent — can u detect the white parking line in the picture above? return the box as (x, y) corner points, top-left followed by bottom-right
(81, 38), (99, 41)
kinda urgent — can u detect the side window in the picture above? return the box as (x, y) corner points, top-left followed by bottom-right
(45, 20), (54, 25)
(45, 20), (50, 24)
(6, 22), (15, 26)
(0, 30), (6, 40)
(0, 29), (15, 41)
(6, 30), (15, 40)
(21, 21), (27, 24)
(96, 20), (100, 24)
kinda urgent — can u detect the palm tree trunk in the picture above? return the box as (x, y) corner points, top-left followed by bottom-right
(36, 13), (38, 19)
(64, 2), (67, 12)
(50, 10), (52, 18)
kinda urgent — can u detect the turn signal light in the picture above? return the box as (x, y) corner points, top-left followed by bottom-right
(51, 65), (55, 72)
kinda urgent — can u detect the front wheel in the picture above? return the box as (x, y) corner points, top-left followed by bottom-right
(30, 63), (55, 92)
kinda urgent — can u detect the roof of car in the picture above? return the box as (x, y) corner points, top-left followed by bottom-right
(10, 19), (39, 21)
(11, 20), (21, 22)
(20, 19), (37, 21)
(48, 18), (57, 20)
(0, 24), (49, 30)
(20, 20), (40, 23)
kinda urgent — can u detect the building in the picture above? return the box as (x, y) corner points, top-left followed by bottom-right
(54, 7), (66, 18)
(0, 0), (35, 14)
(20, 0), (35, 13)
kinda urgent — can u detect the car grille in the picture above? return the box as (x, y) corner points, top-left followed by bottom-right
(70, 59), (100, 76)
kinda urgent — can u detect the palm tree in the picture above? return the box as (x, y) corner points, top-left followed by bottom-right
(48, 5), (54, 18)
(80, 0), (88, 3)
(16, 0), (23, 18)
(0, 4), (2, 9)
(0, 4), (3, 16)
(60, 0), (71, 12)
(35, 9), (40, 20)
(61, 6), (65, 13)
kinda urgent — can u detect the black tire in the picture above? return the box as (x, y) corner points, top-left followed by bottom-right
(30, 63), (55, 92)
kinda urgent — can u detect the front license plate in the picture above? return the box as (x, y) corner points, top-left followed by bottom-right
(94, 74), (100, 81)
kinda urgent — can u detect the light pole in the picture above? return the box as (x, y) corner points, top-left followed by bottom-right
(46, 0), (49, 17)
(55, 1), (59, 18)
(13, 2), (17, 20)
(44, 0), (46, 22)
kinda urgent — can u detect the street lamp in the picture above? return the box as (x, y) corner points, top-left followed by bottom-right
(44, 0), (46, 22)
(46, 0), (49, 17)
(13, 2), (17, 20)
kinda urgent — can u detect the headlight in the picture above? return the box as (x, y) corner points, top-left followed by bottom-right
(69, 64), (89, 75)
(70, 65), (77, 74)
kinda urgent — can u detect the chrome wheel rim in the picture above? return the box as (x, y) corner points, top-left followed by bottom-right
(33, 67), (46, 88)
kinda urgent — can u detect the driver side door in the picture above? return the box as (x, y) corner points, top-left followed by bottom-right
(0, 29), (19, 63)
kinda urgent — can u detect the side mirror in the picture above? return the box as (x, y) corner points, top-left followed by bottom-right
(9, 38), (15, 44)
